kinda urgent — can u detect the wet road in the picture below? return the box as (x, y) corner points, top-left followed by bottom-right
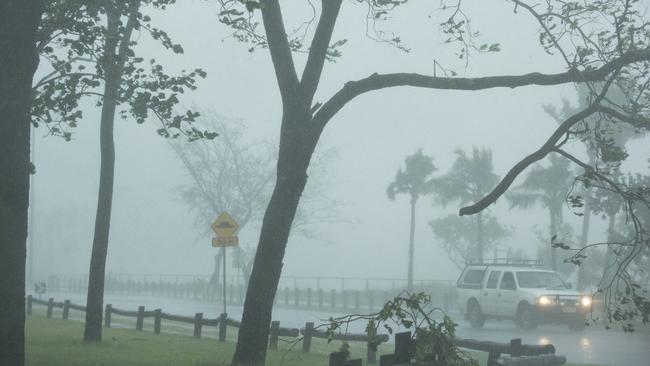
(455, 321), (650, 366)
(46, 293), (649, 366)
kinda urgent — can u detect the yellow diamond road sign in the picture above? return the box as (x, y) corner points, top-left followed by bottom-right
(211, 212), (239, 237)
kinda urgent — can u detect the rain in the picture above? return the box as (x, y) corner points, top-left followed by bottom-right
(2, 1), (650, 366)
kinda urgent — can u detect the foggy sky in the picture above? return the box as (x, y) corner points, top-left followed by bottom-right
(29, 1), (649, 285)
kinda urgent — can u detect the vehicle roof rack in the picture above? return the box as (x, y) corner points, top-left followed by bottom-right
(464, 258), (545, 267)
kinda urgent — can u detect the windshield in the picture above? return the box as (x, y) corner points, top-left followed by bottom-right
(516, 271), (566, 289)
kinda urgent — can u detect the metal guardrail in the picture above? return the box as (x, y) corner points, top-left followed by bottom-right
(42, 274), (460, 313)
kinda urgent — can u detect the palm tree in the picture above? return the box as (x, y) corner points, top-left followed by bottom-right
(544, 83), (643, 287)
(506, 154), (574, 271)
(387, 149), (436, 290)
(431, 147), (500, 264)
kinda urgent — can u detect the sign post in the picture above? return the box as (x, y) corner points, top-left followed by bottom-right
(211, 212), (239, 316)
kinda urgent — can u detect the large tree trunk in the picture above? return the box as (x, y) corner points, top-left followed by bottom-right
(83, 8), (122, 342)
(232, 1), (340, 363)
(407, 196), (416, 290)
(0, 2), (42, 365)
(232, 113), (312, 365)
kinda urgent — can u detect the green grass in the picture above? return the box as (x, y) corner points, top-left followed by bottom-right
(25, 312), (602, 366)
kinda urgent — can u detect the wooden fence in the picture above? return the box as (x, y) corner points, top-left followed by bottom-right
(26, 295), (567, 366)
(27, 295), (388, 363)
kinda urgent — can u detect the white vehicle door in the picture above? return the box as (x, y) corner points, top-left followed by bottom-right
(497, 271), (519, 318)
(482, 270), (501, 316)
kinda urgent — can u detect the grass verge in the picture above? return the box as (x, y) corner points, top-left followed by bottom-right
(26, 314), (601, 366)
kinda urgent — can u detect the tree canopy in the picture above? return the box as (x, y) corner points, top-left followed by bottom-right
(32, 0), (214, 141)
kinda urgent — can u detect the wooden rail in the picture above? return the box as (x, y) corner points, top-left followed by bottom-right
(27, 295), (386, 363)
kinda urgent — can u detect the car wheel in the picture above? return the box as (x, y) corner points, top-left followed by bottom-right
(568, 319), (586, 332)
(516, 304), (537, 330)
(468, 301), (485, 328)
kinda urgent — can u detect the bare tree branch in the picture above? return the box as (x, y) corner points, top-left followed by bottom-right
(310, 49), (650, 130)
(459, 70), (622, 215)
(260, 0), (300, 104)
(300, 0), (342, 103)
(595, 105), (650, 130)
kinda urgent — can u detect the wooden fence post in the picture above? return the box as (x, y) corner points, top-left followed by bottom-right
(294, 287), (300, 307)
(104, 304), (112, 328)
(379, 354), (394, 366)
(331, 289), (336, 309)
(343, 290), (348, 309)
(193, 312), (203, 338)
(368, 289), (374, 310)
(269, 320), (280, 350)
(154, 309), (162, 334)
(136, 306), (145, 331)
(367, 338), (377, 364)
(26, 295), (32, 315)
(329, 351), (347, 366)
(510, 338), (522, 357)
(219, 313), (227, 342)
(46, 298), (54, 319)
(302, 322), (314, 353)
(394, 332), (413, 364)
(62, 300), (70, 320)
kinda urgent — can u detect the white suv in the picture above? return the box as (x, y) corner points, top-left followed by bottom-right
(456, 260), (591, 331)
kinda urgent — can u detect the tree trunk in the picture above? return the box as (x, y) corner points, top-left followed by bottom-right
(549, 208), (558, 271)
(407, 196), (417, 290)
(232, 113), (312, 366)
(601, 212), (618, 279)
(240, 248), (254, 288)
(83, 8), (122, 342)
(476, 211), (484, 264)
(0, 2), (42, 365)
(577, 192), (592, 289)
(231, 1), (340, 362)
(599, 212), (618, 325)
(83, 79), (119, 342)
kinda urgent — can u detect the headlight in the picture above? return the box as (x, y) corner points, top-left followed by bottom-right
(538, 296), (552, 306)
(581, 296), (592, 307)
